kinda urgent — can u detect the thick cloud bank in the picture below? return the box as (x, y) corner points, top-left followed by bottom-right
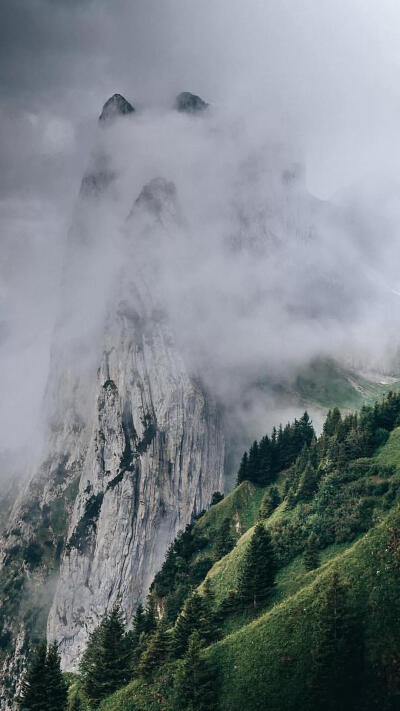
(2, 0), (400, 457)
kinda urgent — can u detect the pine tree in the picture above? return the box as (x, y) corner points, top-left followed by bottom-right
(137, 618), (169, 677)
(172, 631), (216, 711)
(247, 441), (260, 483)
(18, 640), (48, 711)
(309, 569), (363, 711)
(259, 486), (281, 519)
(80, 606), (131, 707)
(236, 452), (248, 484)
(143, 595), (157, 635)
(214, 517), (235, 559)
(296, 462), (317, 501)
(200, 578), (220, 645)
(237, 523), (276, 610)
(128, 602), (146, 656)
(45, 641), (67, 711)
(171, 591), (205, 658)
(304, 533), (320, 571)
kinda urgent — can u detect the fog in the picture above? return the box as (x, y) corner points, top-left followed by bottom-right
(2, 0), (400, 459)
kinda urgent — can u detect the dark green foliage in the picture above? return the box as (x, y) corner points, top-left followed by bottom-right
(151, 523), (209, 623)
(172, 631), (216, 711)
(45, 642), (68, 711)
(304, 533), (320, 571)
(18, 641), (67, 711)
(172, 591), (205, 658)
(237, 523), (276, 609)
(143, 596), (157, 635)
(214, 517), (235, 559)
(296, 462), (318, 501)
(200, 578), (220, 646)
(18, 641), (48, 710)
(308, 570), (363, 711)
(259, 486), (281, 519)
(238, 412), (315, 486)
(137, 619), (169, 677)
(236, 452), (249, 485)
(130, 603), (146, 646)
(80, 606), (131, 707)
(211, 491), (224, 506)
(374, 427), (389, 448)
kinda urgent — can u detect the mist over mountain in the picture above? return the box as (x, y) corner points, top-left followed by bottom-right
(2, 4), (400, 707)
(2, 1), (400, 463)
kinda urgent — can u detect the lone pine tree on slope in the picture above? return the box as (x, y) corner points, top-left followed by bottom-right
(237, 522), (276, 610)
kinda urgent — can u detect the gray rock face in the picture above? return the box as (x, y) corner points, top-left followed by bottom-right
(46, 295), (224, 670)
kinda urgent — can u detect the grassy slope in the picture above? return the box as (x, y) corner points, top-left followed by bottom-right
(202, 428), (400, 608)
(205, 428), (400, 710)
(208, 511), (397, 711)
(97, 428), (400, 711)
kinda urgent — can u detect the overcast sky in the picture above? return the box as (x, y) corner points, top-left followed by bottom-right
(2, 0), (400, 453)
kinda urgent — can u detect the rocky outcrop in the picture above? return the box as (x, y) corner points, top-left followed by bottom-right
(99, 93), (135, 122)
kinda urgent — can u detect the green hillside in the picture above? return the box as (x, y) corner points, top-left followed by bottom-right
(19, 393), (400, 711)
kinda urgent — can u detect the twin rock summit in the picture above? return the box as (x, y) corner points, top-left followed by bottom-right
(98, 90), (209, 121)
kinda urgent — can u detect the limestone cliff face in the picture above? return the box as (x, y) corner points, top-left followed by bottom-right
(0, 94), (224, 699)
(46, 290), (224, 670)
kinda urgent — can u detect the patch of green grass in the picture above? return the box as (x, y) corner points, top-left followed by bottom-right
(375, 426), (400, 472)
(196, 481), (266, 542)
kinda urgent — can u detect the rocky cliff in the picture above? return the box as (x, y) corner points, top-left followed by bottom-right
(0, 93), (224, 703)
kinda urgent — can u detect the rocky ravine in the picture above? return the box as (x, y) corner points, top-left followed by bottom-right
(0, 93), (224, 704)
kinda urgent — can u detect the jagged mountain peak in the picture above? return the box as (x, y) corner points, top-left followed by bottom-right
(99, 93), (135, 122)
(175, 91), (209, 114)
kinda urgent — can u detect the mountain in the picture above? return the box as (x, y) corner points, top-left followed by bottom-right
(0, 95), (224, 706)
(2, 91), (400, 708)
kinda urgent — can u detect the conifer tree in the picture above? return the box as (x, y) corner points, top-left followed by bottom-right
(172, 631), (216, 711)
(236, 452), (248, 484)
(237, 523), (276, 610)
(247, 441), (260, 483)
(214, 517), (235, 559)
(80, 606), (131, 707)
(259, 486), (281, 519)
(137, 618), (169, 677)
(143, 595), (157, 635)
(200, 578), (220, 645)
(128, 602), (146, 658)
(172, 591), (205, 658)
(18, 640), (48, 711)
(45, 641), (67, 711)
(296, 462), (318, 501)
(304, 533), (320, 571)
(309, 569), (362, 711)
